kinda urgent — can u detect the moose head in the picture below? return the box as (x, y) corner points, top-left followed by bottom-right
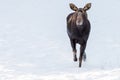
(69, 3), (91, 12)
(68, 3), (91, 26)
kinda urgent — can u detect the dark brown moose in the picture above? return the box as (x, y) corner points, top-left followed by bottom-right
(66, 3), (91, 67)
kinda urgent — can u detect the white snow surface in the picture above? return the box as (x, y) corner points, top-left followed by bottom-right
(0, 0), (120, 80)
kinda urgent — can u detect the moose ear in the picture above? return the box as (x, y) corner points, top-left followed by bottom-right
(69, 3), (78, 11)
(83, 3), (91, 11)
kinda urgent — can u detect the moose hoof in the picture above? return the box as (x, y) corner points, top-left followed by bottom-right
(74, 58), (77, 62)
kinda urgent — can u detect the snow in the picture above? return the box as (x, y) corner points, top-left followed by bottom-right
(0, 0), (120, 80)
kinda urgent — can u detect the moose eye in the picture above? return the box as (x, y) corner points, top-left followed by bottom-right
(81, 10), (85, 13)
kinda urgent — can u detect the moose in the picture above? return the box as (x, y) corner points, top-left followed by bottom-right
(66, 3), (91, 67)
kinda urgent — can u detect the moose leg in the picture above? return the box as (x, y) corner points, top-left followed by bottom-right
(83, 52), (86, 61)
(70, 39), (77, 61)
(79, 43), (86, 67)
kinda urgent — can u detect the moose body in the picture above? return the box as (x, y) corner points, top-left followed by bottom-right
(67, 3), (91, 67)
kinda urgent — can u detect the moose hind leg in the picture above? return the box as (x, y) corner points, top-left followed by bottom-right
(79, 44), (86, 67)
(70, 39), (77, 62)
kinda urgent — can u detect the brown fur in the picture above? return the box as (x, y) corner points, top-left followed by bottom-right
(68, 12), (78, 24)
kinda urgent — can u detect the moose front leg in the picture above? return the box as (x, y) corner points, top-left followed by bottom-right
(70, 39), (77, 62)
(79, 43), (86, 67)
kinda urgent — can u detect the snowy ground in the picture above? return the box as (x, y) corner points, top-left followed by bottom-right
(0, 0), (120, 80)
